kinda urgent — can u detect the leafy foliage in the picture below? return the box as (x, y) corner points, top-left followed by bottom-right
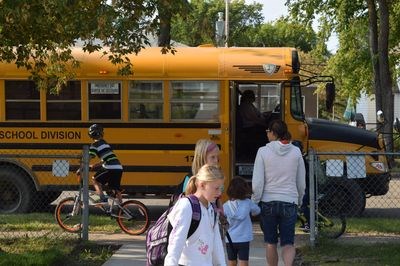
(254, 18), (317, 52)
(171, 0), (264, 47)
(287, 0), (400, 100)
(0, 0), (159, 93)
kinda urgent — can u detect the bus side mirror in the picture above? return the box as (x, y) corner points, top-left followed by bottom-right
(325, 82), (335, 112)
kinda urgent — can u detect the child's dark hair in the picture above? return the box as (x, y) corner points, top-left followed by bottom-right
(226, 176), (251, 200)
(268, 119), (291, 141)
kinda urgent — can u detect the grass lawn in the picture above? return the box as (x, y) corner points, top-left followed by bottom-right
(298, 239), (400, 265)
(298, 217), (400, 265)
(0, 237), (119, 266)
(0, 213), (123, 265)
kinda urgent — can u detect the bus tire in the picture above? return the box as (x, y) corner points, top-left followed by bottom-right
(320, 177), (366, 217)
(0, 168), (35, 214)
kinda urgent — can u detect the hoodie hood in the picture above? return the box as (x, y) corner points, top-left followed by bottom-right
(267, 140), (293, 156)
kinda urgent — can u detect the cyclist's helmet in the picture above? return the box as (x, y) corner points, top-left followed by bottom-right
(88, 124), (103, 138)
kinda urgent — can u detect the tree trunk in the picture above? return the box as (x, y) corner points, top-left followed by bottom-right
(377, 0), (394, 153)
(157, 0), (172, 47)
(158, 19), (172, 46)
(367, 0), (381, 111)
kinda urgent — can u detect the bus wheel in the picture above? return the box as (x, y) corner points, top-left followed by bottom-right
(0, 168), (35, 214)
(320, 177), (366, 217)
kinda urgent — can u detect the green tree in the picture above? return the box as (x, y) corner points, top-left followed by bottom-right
(156, 0), (190, 47)
(287, 0), (399, 151)
(253, 18), (318, 52)
(0, 0), (159, 93)
(171, 0), (264, 47)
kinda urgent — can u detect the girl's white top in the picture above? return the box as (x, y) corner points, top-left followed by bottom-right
(164, 197), (226, 266)
(223, 198), (260, 243)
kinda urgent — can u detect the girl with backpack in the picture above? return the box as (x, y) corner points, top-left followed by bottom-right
(165, 164), (227, 266)
(223, 177), (260, 266)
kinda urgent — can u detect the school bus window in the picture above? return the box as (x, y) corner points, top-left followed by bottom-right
(260, 84), (280, 111)
(47, 81), (81, 120)
(238, 84), (280, 113)
(88, 81), (122, 120)
(170, 81), (219, 121)
(5, 80), (40, 120)
(291, 83), (303, 120)
(129, 81), (163, 120)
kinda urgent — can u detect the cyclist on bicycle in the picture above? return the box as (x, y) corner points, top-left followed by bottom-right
(88, 124), (123, 204)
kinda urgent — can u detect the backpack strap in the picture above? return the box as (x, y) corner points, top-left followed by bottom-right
(186, 194), (201, 238)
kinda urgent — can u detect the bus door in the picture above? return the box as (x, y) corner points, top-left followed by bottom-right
(231, 81), (283, 182)
(283, 80), (308, 153)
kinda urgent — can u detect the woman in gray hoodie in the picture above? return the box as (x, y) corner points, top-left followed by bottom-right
(251, 120), (306, 266)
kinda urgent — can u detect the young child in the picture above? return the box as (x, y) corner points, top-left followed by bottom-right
(176, 138), (220, 194)
(223, 177), (260, 266)
(87, 124), (123, 203)
(165, 164), (227, 266)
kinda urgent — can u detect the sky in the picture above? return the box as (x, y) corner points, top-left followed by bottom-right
(244, 0), (338, 52)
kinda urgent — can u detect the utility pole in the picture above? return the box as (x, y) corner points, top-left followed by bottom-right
(215, 12), (225, 47)
(225, 0), (229, 47)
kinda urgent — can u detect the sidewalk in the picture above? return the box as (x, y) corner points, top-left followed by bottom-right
(100, 224), (308, 266)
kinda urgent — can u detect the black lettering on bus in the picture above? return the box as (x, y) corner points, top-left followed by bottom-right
(41, 131), (81, 140)
(184, 155), (194, 162)
(0, 130), (38, 139)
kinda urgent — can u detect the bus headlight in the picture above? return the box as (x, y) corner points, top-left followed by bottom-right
(370, 162), (386, 172)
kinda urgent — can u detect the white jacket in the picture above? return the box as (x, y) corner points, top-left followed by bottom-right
(165, 197), (226, 266)
(251, 140), (306, 205)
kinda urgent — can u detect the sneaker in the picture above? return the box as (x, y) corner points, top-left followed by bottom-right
(90, 194), (108, 204)
(299, 223), (310, 233)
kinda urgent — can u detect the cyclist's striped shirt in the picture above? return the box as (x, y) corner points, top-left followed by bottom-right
(89, 139), (123, 170)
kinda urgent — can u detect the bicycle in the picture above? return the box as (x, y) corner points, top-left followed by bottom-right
(54, 178), (150, 235)
(298, 190), (347, 240)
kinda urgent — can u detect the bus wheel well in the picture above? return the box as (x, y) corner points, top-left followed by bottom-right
(0, 163), (36, 214)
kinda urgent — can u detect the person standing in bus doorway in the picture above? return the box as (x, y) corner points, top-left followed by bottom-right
(239, 90), (268, 129)
(88, 124), (123, 204)
(165, 164), (227, 266)
(251, 120), (306, 266)
(237, 90), (270, 160)
(223, 176), (260, 266)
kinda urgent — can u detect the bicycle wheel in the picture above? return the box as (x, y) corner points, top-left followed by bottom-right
(54, 197), (83, 233)
(117, 200), (149, 235)
(318, 213), (346, 239)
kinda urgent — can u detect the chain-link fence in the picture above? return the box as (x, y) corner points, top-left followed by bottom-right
(306, 150), (400, 245)
(0, 147), (88, 240)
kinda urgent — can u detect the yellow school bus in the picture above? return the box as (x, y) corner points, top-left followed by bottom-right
(0, 46), (390, 214)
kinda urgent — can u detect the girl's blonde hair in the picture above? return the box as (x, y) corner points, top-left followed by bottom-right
(191, 139), (219, 175)
(185, 164), (224, 195)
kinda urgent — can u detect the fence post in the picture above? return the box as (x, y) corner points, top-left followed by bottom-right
(81, 145), (90, 241)
(308, 149), (316, 247)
